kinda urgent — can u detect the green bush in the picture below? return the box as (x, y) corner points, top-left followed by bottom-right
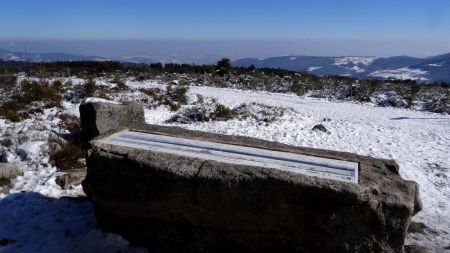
(0, 177), (11, 187)
(0, 100), (24, 122)
(82, 78), (97, 98)
(112, 75), (127, 90)
(214, 104), (235, 120)
(167, 85), (189, 105)
(0, 74), (17, 91)
(19, 80), (62, 107)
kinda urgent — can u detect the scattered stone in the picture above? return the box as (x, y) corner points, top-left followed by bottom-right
(404, 245), (436, 253)
(312, 124), (328, 132)
(79, 100), (145, 142)
(323, 118), (332, 122)
(55, 169), (87, 190)
(48, 142), (63, 154)
(84, 124), (422, 253)
(408, 221), (429, 234)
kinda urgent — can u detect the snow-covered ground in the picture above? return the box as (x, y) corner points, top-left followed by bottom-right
(1, 80), (449, 252)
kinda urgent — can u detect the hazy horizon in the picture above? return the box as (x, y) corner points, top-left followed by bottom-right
(1, 39), (450, 63)
(1, 0), (450, 61)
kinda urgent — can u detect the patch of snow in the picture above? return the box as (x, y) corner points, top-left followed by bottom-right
(369, 68), (429, 81)
(428, 63), (443, 67)
(289, 57), (297, 60)
(334, 56), (377, 66)
(307, 66), (322, 72)
(80, 97), (119, 105)
(350, 65), (365, 73)
(62, 101), (81, 117)
(16, 141), (48, 164)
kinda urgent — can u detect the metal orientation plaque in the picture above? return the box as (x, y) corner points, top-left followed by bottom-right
(100, 130), (359, 183)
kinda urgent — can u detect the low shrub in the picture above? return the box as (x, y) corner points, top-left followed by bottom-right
(233, 103), (286, 123)
(0, 137), (12, 147)
(0, 74), (17, 91)
(112, 75), (127, 90)
(82, 78), (97, 98)
(0, 100), (24, 122)
(140, 85), (189, 111)
(0, 177), (11, 187)
(50, 142), (86, 171)
(167, 84), (189, 105)
(58, 113), (80, 133)
(169, 98), (235, 123)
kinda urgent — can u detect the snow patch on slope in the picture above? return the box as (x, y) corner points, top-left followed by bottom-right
(307, 66), (322, 72)
(334, 56), (377, 66)
(428, 63), (443, 67)
(369, 68), (428, 81)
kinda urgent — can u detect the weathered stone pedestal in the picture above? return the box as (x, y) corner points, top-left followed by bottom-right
(83, 124), (422, 253)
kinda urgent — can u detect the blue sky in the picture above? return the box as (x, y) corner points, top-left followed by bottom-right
(1, 0), (450, 58)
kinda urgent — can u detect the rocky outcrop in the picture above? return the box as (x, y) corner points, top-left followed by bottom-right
(83, 124), (422, 253)
(79, 99), (145, 142)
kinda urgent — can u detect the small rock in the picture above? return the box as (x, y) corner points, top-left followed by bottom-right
(48, 142), (63, 153)
(312, 124), (328, 132)
(408, 221), (428, 234)
(404, 245), (436, 253)
(55, 169), (87, 190)
(322, 118), (331, 122)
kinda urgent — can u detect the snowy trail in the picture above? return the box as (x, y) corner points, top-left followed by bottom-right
(147, 86), (450, 250)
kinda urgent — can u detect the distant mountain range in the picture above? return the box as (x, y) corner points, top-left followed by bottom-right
(0, 49), (207, 65)
(1, 48), (449, 83)
(0, 48), (107, 62)
(233, 54), (450, 83)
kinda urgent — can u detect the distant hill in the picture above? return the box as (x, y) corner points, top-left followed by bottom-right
(233, 54), (450, 83)
(2, 48), (449, 83)
(0, 49), (106, 63)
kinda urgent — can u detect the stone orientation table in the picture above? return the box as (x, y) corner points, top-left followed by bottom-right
(83, 124), (422, 253)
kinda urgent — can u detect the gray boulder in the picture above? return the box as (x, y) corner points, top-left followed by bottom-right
(79, 99), (145, 142)
(83, 124), (422, 253)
